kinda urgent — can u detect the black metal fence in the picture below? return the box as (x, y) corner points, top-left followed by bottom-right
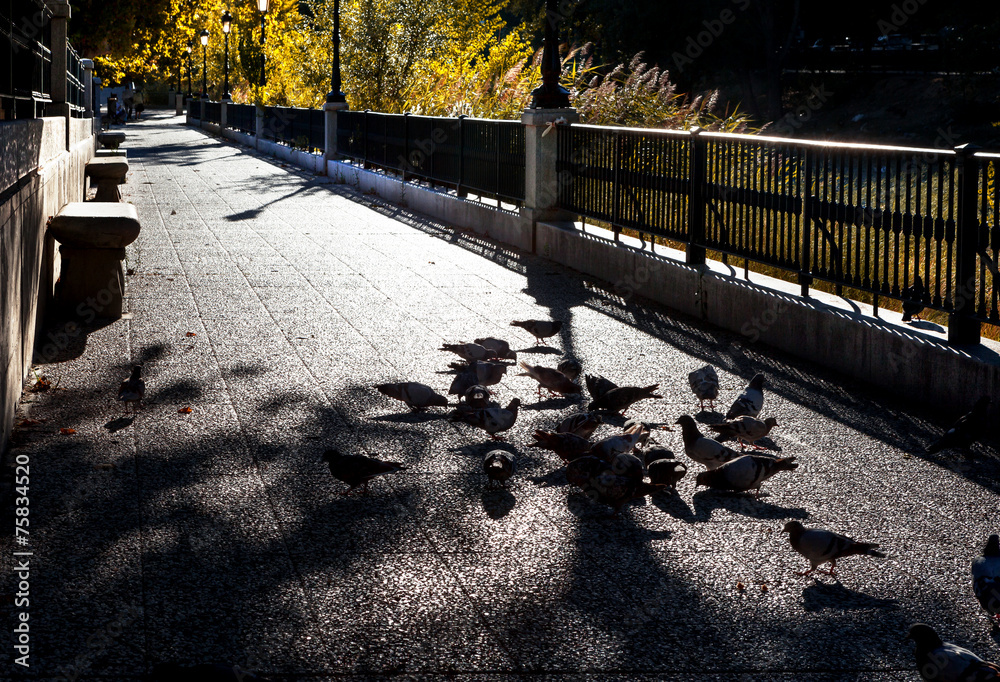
(262, 105), (323, 153)
(203, 100), (221, 125)
(556, 125), (1000, 332)
(226, 103), (255, 136)
(1, 0), (52, 120)
(337, 110), (526, 205)
(66, 42), (84, 117)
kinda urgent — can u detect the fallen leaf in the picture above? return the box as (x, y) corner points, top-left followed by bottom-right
(16, 418), (44, 427)
(171, 210), (177, 215)
(761, 584), (769, 593)
(178, 407), (193, 414)
(185, 332), (197, 337)
(736, 582), (746, 590)
(60, 428), (77, 435)
(94, 463), (114, 470)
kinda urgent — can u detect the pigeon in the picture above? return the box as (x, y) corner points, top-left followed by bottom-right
(925, 396), (990, 455)
(118, 365), (145, 413)
(483, 450), (515, 488)
(557, 357), (583, 382)
(510, 319), (563, 345)
(518, 361), (582, 398)
(708, 416), (779, 450)
(375, 382), (449, 411)
(624, 417), (665, 448)
(643, 446), (676, 467)
(647, 457), (687, 489)
(695, 454), (798, 498)
(440, 342), (498, 363)
(461, 384), (494, 409)
(675, 415), (742, 470)
(906, 623), (1000, 681)
(474, 337), (517, 360)
(151, 662), (272, 681)
(528, 429), (592, 463)
(449, 361), (507, 395)
(585, 373), (618, 401)
(566, 453), (645, 516)
(726, 374), (766, 419)
(589, 384), (661, 415)
(972, 534), (1000, 625)
(449, 398), (520, 440)
(688, 365), (719, 411)
(322, 448), (406, 495)
(555, 412), (602, 439)
(902, 274), (926, 323)
(782, 521), (885, 576)
(589, 422), (649, 461)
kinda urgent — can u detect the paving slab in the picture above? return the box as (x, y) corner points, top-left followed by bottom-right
(2, 109), (999, 680)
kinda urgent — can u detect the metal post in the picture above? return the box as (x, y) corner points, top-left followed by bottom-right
(530, 0), (570, 109)
(800, 149), (813, 297)
(223, 32), (231, 101)
(201, 43), (208, 98)
(687, 127), (707, 266)
(260, 14), (267, 87)
(950, 143), (982, 344)
(327, 0), (346, 103)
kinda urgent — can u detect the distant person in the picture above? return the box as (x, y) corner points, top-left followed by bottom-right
(134, 89), (145, 119)
(115, 97), (127, 125)
(123, 82), (135, 120)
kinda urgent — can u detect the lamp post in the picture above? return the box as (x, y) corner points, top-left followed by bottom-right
(200, 29), (209, 99)
(326, 0), (346, 103)
(257, 0), (268, 87)
(186, 40), (193, 99)
(530, 0), (570, 108)
(221, 10), (232, 101)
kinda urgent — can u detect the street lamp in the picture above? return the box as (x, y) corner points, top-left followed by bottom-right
(530, 0), (570, 108)
(186, 39), (193, 99)
(200, 29), (209, 99)
(257, 0), (268, 87)
(221, 10), (232, 101)
(326, 0), (346, 103)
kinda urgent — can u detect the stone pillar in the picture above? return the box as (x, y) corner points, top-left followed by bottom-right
(520, 107), (579, 232)
(176, 93), (184, 116)
(200, 97), (206, 125)
(324, 101), (349, 162)
(220, 101), (228, 130)
(81, 59), (94, 118)
(44, 0), (72, 119)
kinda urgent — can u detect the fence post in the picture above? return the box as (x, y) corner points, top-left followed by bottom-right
(800, 149), (813, 297)
(521, 106), (579, 248)
(457, 114), (467, 198)
(255, 105), (265, 151)
(81, 59), (94, 118)
(44, 1), (71, 122)
(220, 100), (227, 130)
(950, 143), (982, 345)
(687, 127), (707, 265)
(401, 112), (410, 182)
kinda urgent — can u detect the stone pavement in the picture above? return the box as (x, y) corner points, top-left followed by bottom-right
(2, 109), (999, 680)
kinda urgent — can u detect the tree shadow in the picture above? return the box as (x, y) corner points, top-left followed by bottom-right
(801, 580), (900, 612)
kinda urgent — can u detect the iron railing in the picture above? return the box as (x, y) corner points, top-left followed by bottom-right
(1, 0), (52, 120)
(556, 125), (999, 333)
(262, 105), (323, 153)
(66, 42), (84, 116)
(337, 110), (526, 205)
(203, 100), (221, 125)
(226, 102), (256, 135)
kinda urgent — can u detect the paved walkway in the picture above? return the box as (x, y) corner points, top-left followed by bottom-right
(3, 110), (999, 680)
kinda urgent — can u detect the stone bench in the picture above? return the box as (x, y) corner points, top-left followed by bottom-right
(97, 131), (126, 150)
(86, 157), (129, 202)
(95, 149), (127, 159)
(48, 202), (141, 320)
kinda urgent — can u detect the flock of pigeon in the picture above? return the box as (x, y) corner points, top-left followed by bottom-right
(118, 316), (998, 680)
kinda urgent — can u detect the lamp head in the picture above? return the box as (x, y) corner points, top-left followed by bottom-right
(257, 0), (268, 12)
(222, 10), (232, 33)
(200, 29), (209, 46)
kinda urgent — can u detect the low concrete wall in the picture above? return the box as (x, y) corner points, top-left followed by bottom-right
(0, 117), (93, 454)
(536, 221), (1000, 419)
(326, 160), (533, 253)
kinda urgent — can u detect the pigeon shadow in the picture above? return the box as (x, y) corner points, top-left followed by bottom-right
(103, 416), (134, 432)
(522, 396), (581, 411)
(481, 488), (516, 519)
(149, 378), (205, 402)
(906, 319), (944, 332)
(528, 467), (569, 488)
(650, 489), (697, 521)
(516, 345), (562, 355)
(801, 580), (899, 611)
(370, 411), (448, 424)
(690, 489), (810, 522)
